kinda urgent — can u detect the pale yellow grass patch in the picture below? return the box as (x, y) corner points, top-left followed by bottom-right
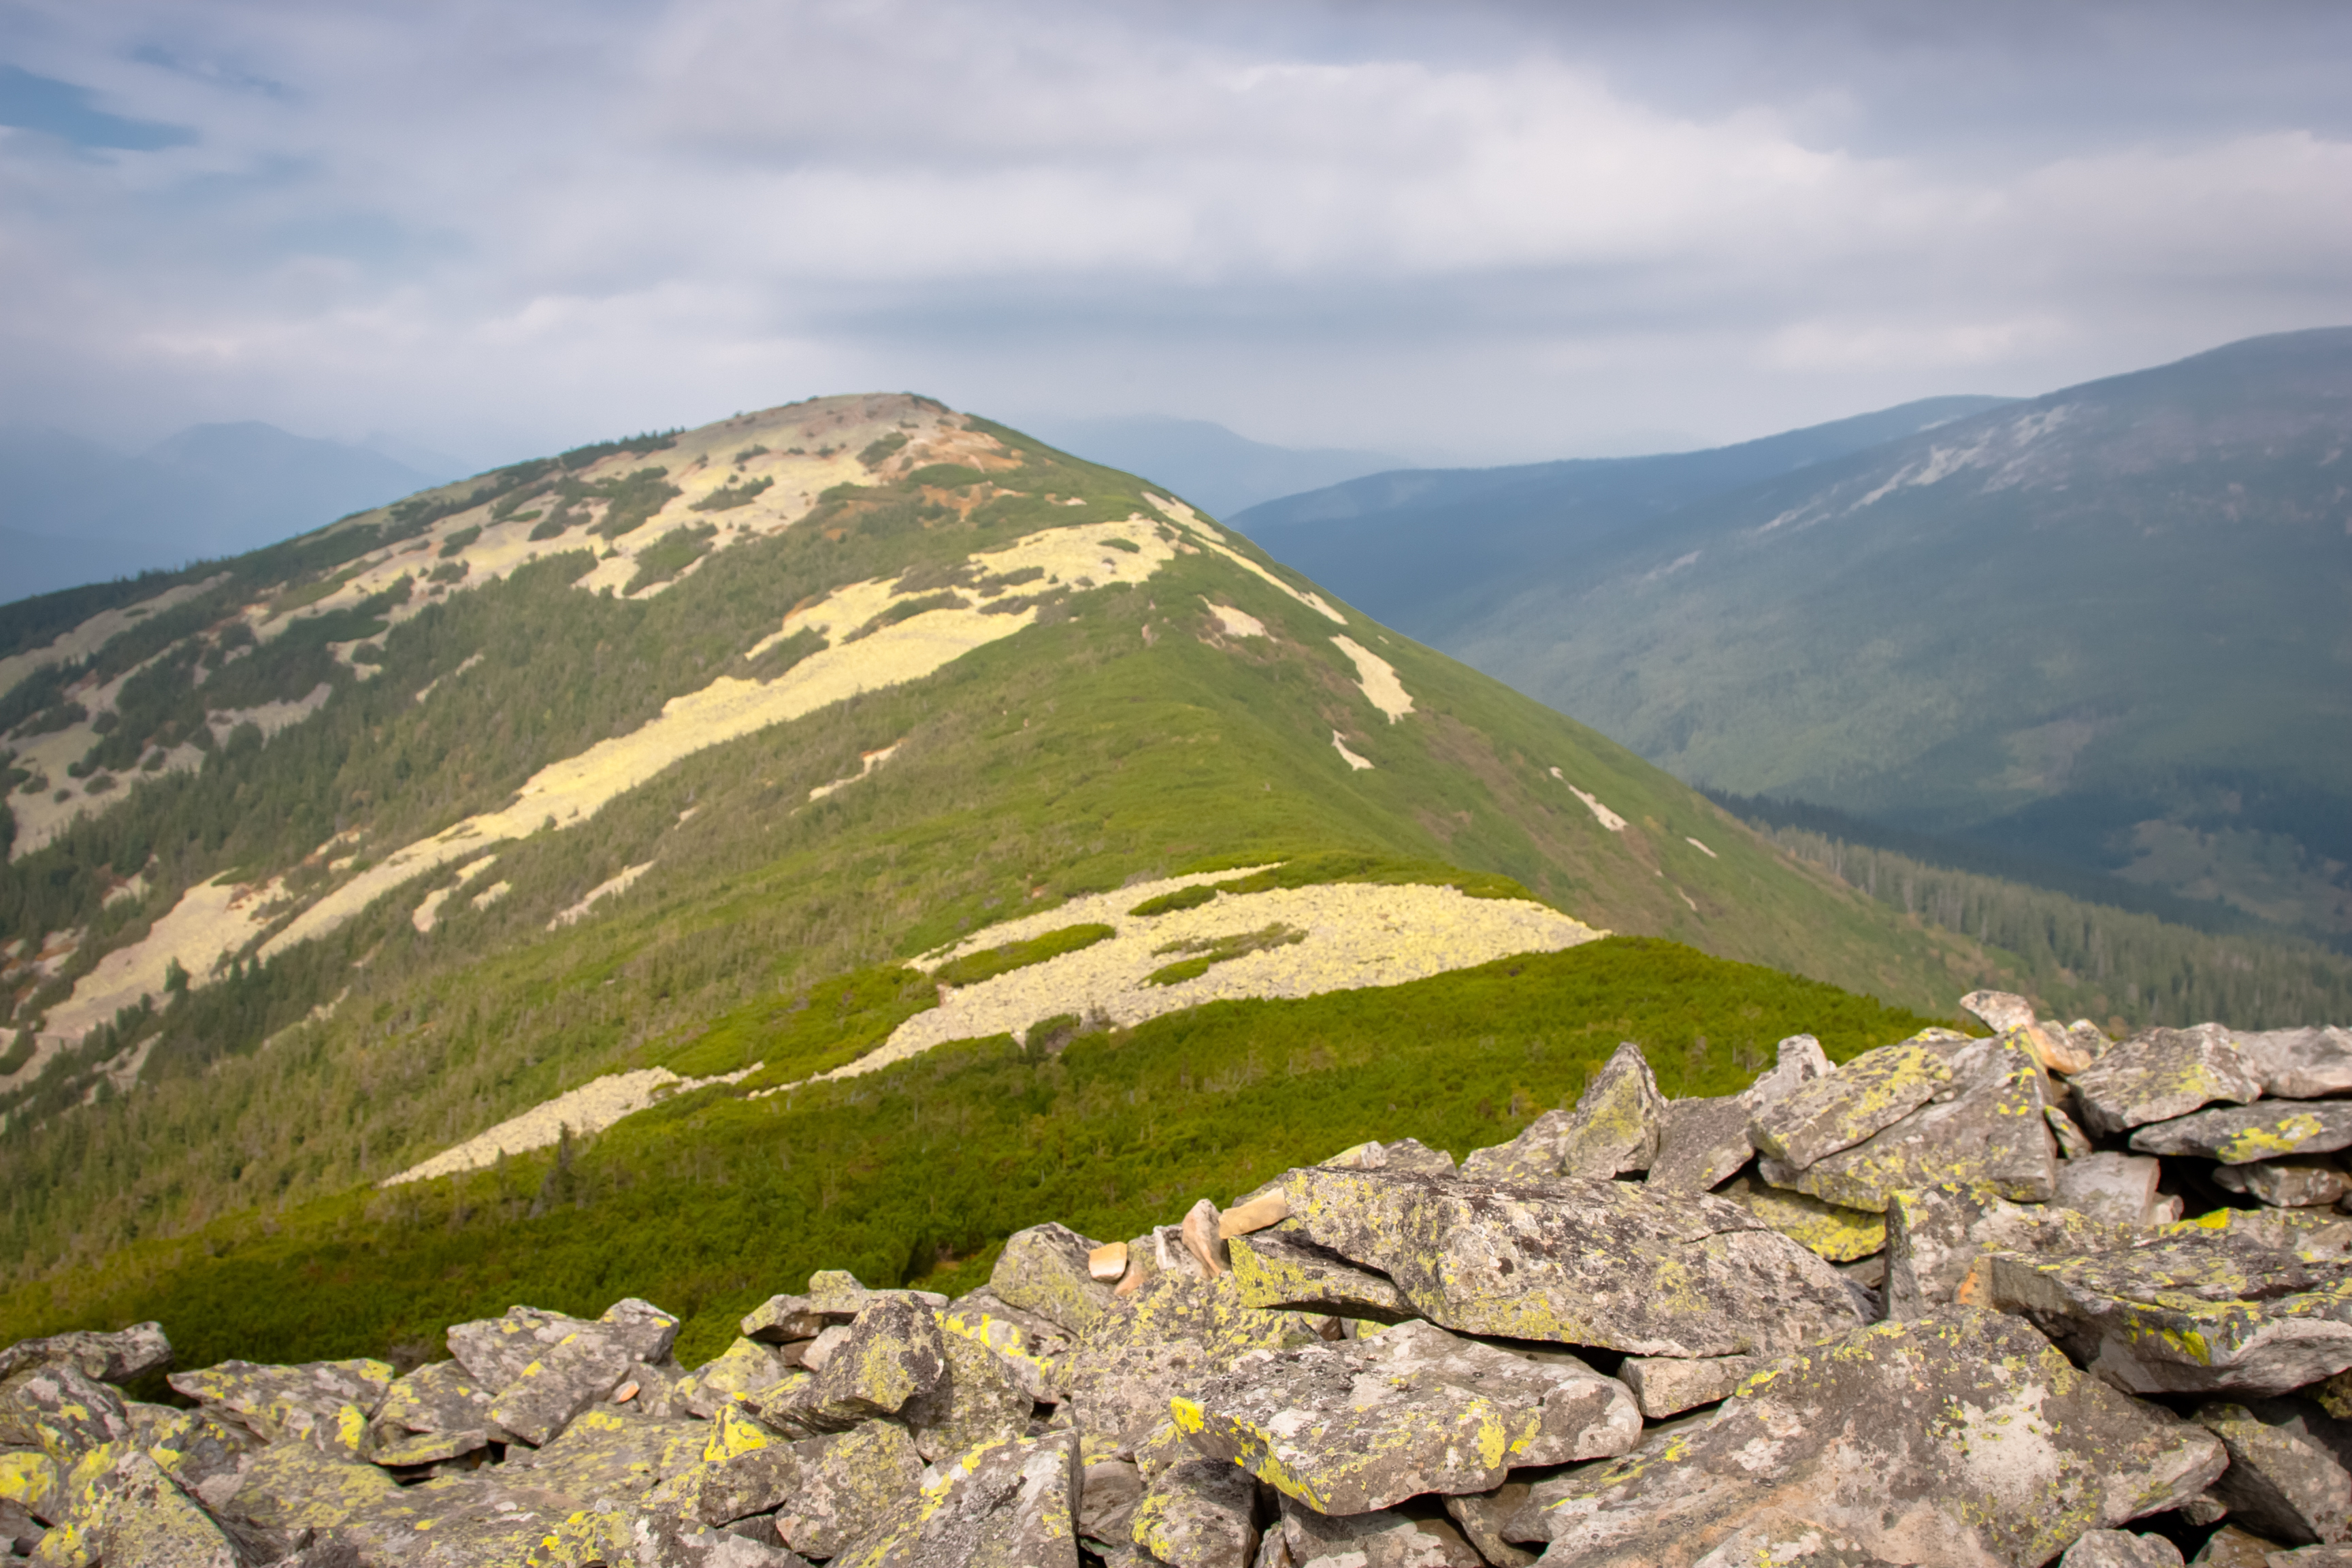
(1329, 636), (1412, 722)
(1202, 600), (1267, 638)
(549, 861), (656, 930)
(1145, 495), (1348, 624)
(471, 881), (512, 911)
(0, 576), (226, 702)
(259, 519), (1180, 962)
(382, 1064), (760, 1186)
(39, 874), (291, 1045)
(1551, 768), (1629, 832)
(1686, 837), (1718, 858)
(1332, 732), (1375, 770)
(412, 854), (498, 933)
(827, 880), (1604, 1081)
(414, 651), (484, 704)
(808, 740), (903, 801)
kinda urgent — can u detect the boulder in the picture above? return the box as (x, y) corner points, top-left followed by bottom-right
(1688, 1520), (1908, 1566)
(905, 1326), (1032, 1465)
(1884, 1180), (2123, 1318)
(684, 1407), (798, 1527)
(1181, 1199), (1229, 1278)
(2193, 1525), (2293, 1566)
(313, 1471), (587, 1565)
(1226, 1223), (1415, 1322)
(1171, 1319), (1637, 1514)
(939, 1290), (1075, 1403)
(797, 1325), (853, 1371)
(2193, 1396), (2352, 1546)
(0, 1364), (133, 1459)
(1320, 1137), (1458, 1177)
(2134, 1102), (2352, 1164)
(165, 1358), (391, 1453)
(804, 1271), (948, 1321)
(214, 1437), (399, 1532)
(674, 1338), (791, 1419)
(1461, 1042), (1667, 1183)
(1645, 1095), (1759, 1197)
(2060, 1532), (2186, 1567)
(1062, 1341), (1235, 1450)
(1077, 1457), (1143, 1554)
(1280, 1166), (1865, 1358)
(826, 1431), (1079, 1568)
(991, 1223), (1120, 1335)
(2049, 1104), (2098, 1158)
(740, 1294), (826, 1346)
(2055, 1152), (2179, 1228)
(2238, 1028), (2352, 1100)
(1984, 1226), (2352, 1394)
(370, 1359), (509, 1464)
(23, 1441), (246, 1568)
(1130, 1456), (1257, 1568)
(490, 1327), (655, 1449)
(1961, 990), (2038, 1033)
(1277, 1494), (1482, 1568)
(1746, 1034), (1965, 1171)
(1757, 1038), (2057, 1213)
(2217, 1158), (2352, 1209)
(123, 1403), (256, 1512)
(1514, 1307), (2223, 1568)
(2070, 1024), (2262, 1138)
(761, 1294), (947, 1434)
(448, 1305), (602, 1388)
(1617, 1354), (1763, 1418)
(1442, 1482), (1539, 1568)
(1714, 1175), (1885, 1262)
(770, 1420), (926, 1560)
(0, 1324), (172, 1387)
(500, 1406), (704, 1501)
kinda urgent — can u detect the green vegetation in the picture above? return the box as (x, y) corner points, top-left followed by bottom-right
(858, 431), (910, 468)
(585, 468), (685, 540)
(905, 464), (990, 490)
(438, 526), (483, 558)
(529, 515), (569, 541)
(623, 524), (719, 595)
(1130, 885), (1218, 917)
(559, 429), (681, 470)
(932, 924), (1116, 988)
(1147, 922), (1305, 985)
(0, 938), (1935, 1371)
(690, 477), (774, 512)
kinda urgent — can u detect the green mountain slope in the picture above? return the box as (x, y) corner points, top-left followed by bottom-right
(0, 391), (2227, 1358)
(1411, 328), (2352, 941)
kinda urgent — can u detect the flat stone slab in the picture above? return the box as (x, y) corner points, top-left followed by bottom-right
(2069, 1024), (2261, 1138)
(1513, 1307), (2224, 1568)
(1715, 1175), (1884, 1262)
(2217, 1158), (2352, 1209)
(1644, 1095), (1756, 1196)
(1748, 1034), (1964, 1171)
(1617, 1354), (1763, 1418)
(2197, 1398), (2352, 1546)
(165, 1358), (393, 1451)
(1884, 1180), (2123, 1319)
(2133, 1101), (2352, 1164)
(2054, 1152), (2175, 1228)
(2239, 1028), (2352, 1100)
(0, 1323), (172, 1386)
(1227, 1222), (1415, 1321)
(1280, 1166), (1865, 1358)
(989, 1222), (1117, 1336)
(1279, 1493), (1483, 1568)
(828, 1431), (1079, 1568)
(1985, 1228), (2352, 1395)
(763, 1294), (947, 1434)
(1171, 1319), (1638, 1514)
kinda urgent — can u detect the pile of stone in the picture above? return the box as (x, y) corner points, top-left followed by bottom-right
(7, 995), (2352, 1568)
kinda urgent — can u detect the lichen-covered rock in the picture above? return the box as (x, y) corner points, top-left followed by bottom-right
(1758, 1038), (2056, 1213)
(1171, 1319), (1636, 1514)
(762, 1295), (946, 1435)
(2069, 1024), (2261, 1138)
(2058, 1531), (2186, 1567)
(1321, 1137), (1457, 1177)
(827, 1431), (1079, 1568)
(2238, 1028), (2352, 1100)
(990, 1223), (1119, 1335)
(1714, 1175), (1884, 1262)
(2054, 1152), (2178, 1228)
(370, 1359), (510, 1465)
(1984, 1227), (2352, 1395)
(939, 1289), (1074, 1403)
(1617, 1354), (1763, 1418)
(214, 1437), (399, 1532)
(2217, 1158), (2352, 1209)
(1277, 1494), (1481, 1568)
(490, 1330), (647, 1450)
(1746, 1034), (1965, 1171)
(1281, 1166), (1865, 1358)
(1688, 1519), (1907, 1566)
(1645, 1095), (1758, 1197)
(1554, 1041), (1670, 1179)
(674, 1339), (791, 1420)
(124, 1403), (256, 1512)
(804, 1271), (947, 1322)
(2049, 1104), (2098, 1158)
(906, 1325), (1032, 1465)
(1961, 990), (2038, 1033)
(671, 1407), (797, 1528)
(318, 1471), (585, 1565)
(166, 1356), (395, 1452)
(2134, 1102), (2352, 1164)
(1226, 1223), (1414, 1322)
(1, 1448), (66, 1524)
(0, 1365), (133, 1460)
(1884, 1180), (2122, 1318)
(740, 1295), (826, 1346)
(746, 1418), (916, 1558)
(508, 1407), (704, 1503)
(1063, 1342), (1230, 1450)
(0, 1324), (172, 1387)
(448, 1305), (601, 1388)
(1441, 1482), (1538, 1568)
(1513, 1307), (2223, 1567)
(1083, 1267), (1324, 1364)
(2192, 1396), (2352, 1546)
(24, 1441), (244, 1568)
(1130, 1456), (1256, 1568)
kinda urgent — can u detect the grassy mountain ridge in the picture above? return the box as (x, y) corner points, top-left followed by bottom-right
(0, 391), (2264, 1363)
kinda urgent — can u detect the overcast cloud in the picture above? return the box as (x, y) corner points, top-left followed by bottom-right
(3, 0), (2350, 468)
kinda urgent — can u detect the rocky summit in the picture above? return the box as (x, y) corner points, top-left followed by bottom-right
(7, 992), (2352, 1566)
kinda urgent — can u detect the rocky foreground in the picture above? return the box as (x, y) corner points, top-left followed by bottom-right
(9, 996), (2352, 1567)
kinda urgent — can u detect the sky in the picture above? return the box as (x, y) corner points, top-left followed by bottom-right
(3, 0), (2351, 470)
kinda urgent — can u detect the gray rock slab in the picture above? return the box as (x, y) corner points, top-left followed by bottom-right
(676, 1338), (792, 1419)
(1646, 1096), (1757, 1197)
(1083, 1267), (1326, 1362)
(0, 1322), (172, 1386)
(166, 1357), (392, 1450)
(1458, 1109), (1578, 1185)
(771, 1420), (926, 1561)
(2217, 1158), (2352, 1209)
(1443, 1481), (1540, 1567)
(2192, 1524), (2293, 1566)
(940, 1289), (1075, 1403)
(828, 1431), (1080, 1568)
(32, 1441), (246, 1568)
(502, 1407), (704, 1501)
(1062, 1340), (1232, 1450)
(0, 1363), (133, 1458)
(1746, 1034), (1961, 1171)
(740, 1294), (826, 1345)
(1984, 1228), (2352, 1395)
(2060, 1531), (2187, 1568)
(1884, 1180), (2124, 1318)
(1172, 1319), (1637, 1514)
(1279, 1495), (1482, 1568)
(373, 1359), (508, 1450)
(1748, 1033), (1837, 1103)
(488, 1328), (642, 1448)
(762, 1294), (947, 1435)
(1553, 1040), (1670, 1179)
(1962, 990), (2038, 1032)
(2135, 1102), (2352, 1164)
(447, 1304), (599, 1388)
(2055, 1152), (2175, 1228)
(1130, 1455), (1256, 1568)
(2198, 1399), (2352, 1545)
(804, 1270), (947, 1322)
(1227, 1223), (1414, 1322)
(1618, 1354), (1763, 1418)
(123, 1402), (257, 1511)
(1281, 1166), (1864, 1358)
(1514, 1307), (2223, 1568)
(2238, 1028), (2352, 1100)
(990, 1222), (1118, 1336)
(2070, 1024), (2261, 1138)
(906, 1325), (1032, 1465)
(2050, 1105), (2098, 1158)
(1077, 1457), (1143, 1552)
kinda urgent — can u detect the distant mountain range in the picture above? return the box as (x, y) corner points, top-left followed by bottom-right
(1238, 328), (2352, 943)
(1018, 414), (1403, 519)
(0, 421), (448, 601)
